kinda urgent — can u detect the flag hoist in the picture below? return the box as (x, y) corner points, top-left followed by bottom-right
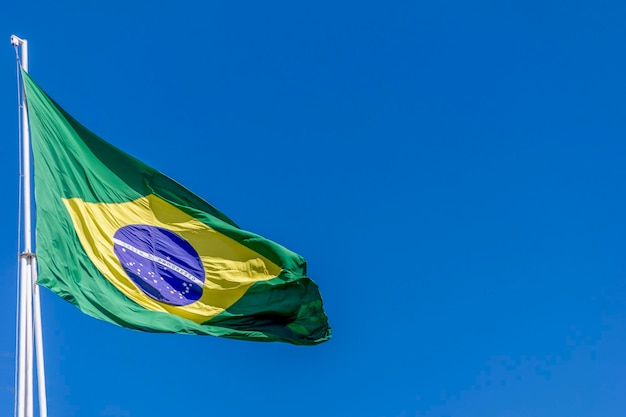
(11, 35), (47, 417)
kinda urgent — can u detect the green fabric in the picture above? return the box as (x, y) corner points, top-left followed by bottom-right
(23, 70), (331, 345)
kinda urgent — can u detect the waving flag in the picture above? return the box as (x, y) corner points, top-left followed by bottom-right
(22, 71), (330, 345)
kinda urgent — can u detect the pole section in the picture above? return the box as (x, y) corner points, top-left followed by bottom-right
(32, 257), (47, 417)
(17, 256), (27, 417)
(19, 40), (30, 251)
(21, 37), (34, 417)
(12, 34), (36, 417)
(12, 36), (30, 251)
(24, 260), (33, 417)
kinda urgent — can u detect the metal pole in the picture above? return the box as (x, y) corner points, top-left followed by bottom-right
(32, 257), (47, 417)
(17, 256), (27, 417)
(12, 34), (35, 417)
(18, 39), (30, 250)
(24, 259), (33, 417)
(11, 36), (30, 251)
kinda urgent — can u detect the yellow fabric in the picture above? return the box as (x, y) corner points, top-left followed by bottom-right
(63, 195), (282, 323)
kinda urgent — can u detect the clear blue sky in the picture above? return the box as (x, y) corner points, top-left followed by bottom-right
(2, 1), (626, 416)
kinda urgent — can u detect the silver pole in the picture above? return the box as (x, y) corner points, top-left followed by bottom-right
(16, 255), (27, 417)
(32, 257), (47, 417)
(25, 259), (33, 417)
(12, 37), (30, 250)
(12, 34), (36, 417)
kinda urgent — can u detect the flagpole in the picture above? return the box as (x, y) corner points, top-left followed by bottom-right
(24, 259), (33, 417)
(16, 255), (27, 417)
(12, 34), (47, 417)
(33, 257), (47, 417)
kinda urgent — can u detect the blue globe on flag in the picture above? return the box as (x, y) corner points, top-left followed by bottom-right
(113, 225), (205, 306)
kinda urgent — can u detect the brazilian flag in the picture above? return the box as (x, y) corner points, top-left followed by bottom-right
(22, 71), (330, 345)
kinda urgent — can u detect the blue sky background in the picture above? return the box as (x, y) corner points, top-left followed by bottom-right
(2, 1), (626, 416)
